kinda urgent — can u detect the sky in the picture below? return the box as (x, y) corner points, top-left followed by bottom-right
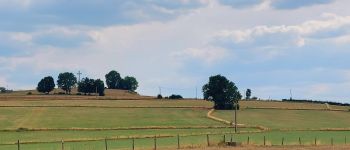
(1, 0), (350, 102)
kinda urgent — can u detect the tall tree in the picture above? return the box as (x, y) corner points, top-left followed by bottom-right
(120, 76), (138, 91)
(105, 70), (122, 89)
(78, 78), (105, 96)
(202, 75), (242, 110)
(57, 72), (77, 94)
(78, 77), (95, 95)
(95, 79), (105, 96)
(37, 76), (55, 94)
(245, 89), (252, 100)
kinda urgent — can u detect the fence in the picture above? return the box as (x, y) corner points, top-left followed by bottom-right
(0, 133), (349, 150)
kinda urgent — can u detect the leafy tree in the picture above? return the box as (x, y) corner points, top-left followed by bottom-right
(95, 79), (105, 96)
(37, 76), (55, 94)
(57, 72), (77, 94)
(245, 89), (251, 100)
(120, 76), (138, 91)
(78, 77), (95, 95)
(78, 78), (105, 96)
(0, 87), (6, 93)
(157, 94), (163, 99)
(105, 70), (122, 89)
(202, 75), (242, 110)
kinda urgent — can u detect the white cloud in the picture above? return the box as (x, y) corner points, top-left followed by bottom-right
(9, 32), (33, 42)
(171, 46), (230, 64)
(215, 13), (350, 44)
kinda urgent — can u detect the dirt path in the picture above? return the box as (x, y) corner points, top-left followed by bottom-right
(206, 109), (246, 126)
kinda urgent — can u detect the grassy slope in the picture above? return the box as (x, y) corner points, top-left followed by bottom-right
(0, 107), (223, 129)
(1, 91), (350, 149)
(214, 109), (350, 130)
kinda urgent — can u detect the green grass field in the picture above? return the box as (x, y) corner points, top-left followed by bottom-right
(213, 109), (350, 130)
(0, 91), (350, 149)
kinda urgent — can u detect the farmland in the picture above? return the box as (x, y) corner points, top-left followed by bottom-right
(0, 90), (350, 149)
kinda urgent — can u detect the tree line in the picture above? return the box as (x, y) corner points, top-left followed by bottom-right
(36, 70), (138, 96)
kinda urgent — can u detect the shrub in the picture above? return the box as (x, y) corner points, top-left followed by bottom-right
(76, 93), (82, 95)
(26, 92), (32, 95)
(57, 92), (66, 95)
(251, 96), (258, 100)
(169, 94), (183, 99)
(157, 94), (163, 99)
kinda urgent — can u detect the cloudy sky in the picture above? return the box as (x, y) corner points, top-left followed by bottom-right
(1, 0), (350, 102)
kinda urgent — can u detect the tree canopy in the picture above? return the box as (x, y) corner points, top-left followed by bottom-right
(105, 70), (139, 92)
(37, 76), (55, 94)
(105, 70), (122, 89)
(78, 77), (105, 96)
(246, 89), (252, 100)
(57, 72), (77, 94)
(120, 76), (138, 92)
(202, 75), (242, 110)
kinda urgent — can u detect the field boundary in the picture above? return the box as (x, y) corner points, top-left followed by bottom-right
(0, 105), (211, 109)
(0, 130), (270, 145)
(0, 126), (243, 132)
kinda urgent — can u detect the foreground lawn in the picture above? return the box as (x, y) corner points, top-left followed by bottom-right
(0, 107), (222, 129)
(213, 109), (350, 130)
(1, 131), (349, 150)
(0, 128), (253, 144)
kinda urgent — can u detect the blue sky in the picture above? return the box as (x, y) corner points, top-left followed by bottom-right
(1, 0), (350, 102)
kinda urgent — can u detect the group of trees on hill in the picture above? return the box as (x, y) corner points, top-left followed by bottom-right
(36, 70), (138, 96)
(78, 78), (105, 96)
(105, 70), (138, 92)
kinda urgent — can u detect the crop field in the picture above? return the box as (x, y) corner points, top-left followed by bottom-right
(0, 91), (350, 149)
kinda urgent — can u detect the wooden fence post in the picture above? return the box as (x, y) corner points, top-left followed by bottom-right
(282, 137), (284, 146)
(17, 140), (20, 150)
(331, 138), (333, 146)
(223, 135), (226, 142)
(105, 138), (108, 150)
(314, 137), (317, 146)
(177, 134), (180, 149)
(230, 135), (233, 142)
(207, 134), (210, 146)
(247, 136), (250, 145)
(61, 139), (64, 150)
(299, 137), (301, 145)
(345, 136), (347, 145)
(132, 138), (135, 150)
(263, 136), (266, 146)
(154, 136), (157, 150)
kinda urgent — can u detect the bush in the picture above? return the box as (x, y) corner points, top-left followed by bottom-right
(157, 94), (163, 99)
(26, 92), (32, 95)
(76, 93), (82, 95)
(169, 94), (183, 99)
(251, 97), (258, 100)
(57, 92), (66, 95)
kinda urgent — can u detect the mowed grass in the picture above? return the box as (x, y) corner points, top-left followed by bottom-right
(240, 101), (328, 110)
(0, 107), (223, 129)
(0, 128), (247, 144)
(240, 100), (350, 111)
(213, 109), (350, 130)
(0, 99), (213, 108)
